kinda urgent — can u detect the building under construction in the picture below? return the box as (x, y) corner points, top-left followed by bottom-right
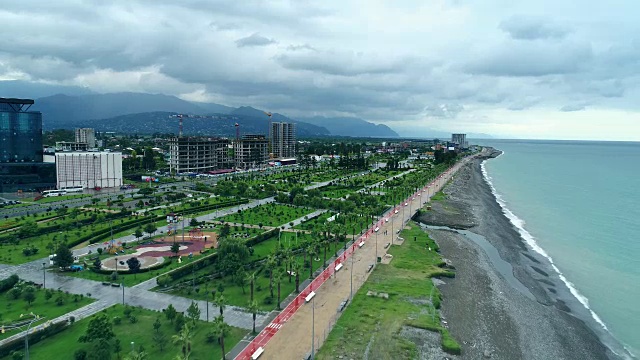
(234, 134), (269, 169)
(270, 122), (296, 159)
(168, 137), (232, 174)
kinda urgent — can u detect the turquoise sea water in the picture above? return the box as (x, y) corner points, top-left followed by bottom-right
(476, 139), (639, 358)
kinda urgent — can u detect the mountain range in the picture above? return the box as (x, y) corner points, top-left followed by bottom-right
(27, 92), (398, 138)
(1, 81), (489, 138)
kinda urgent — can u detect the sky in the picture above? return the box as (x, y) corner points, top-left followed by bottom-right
(1, 0), (639, 140)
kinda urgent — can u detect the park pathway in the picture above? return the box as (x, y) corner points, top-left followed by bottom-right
(233, 155), (477, 360)
(0, 169), (395, 348)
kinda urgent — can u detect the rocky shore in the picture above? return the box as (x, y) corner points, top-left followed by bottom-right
(416, 149), (615, 360)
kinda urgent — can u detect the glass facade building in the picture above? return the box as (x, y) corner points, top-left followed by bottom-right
(0, 102), (43, 163)
(0, 99), (54, 192)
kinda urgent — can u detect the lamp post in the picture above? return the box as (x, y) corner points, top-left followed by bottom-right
(115, 257), (118, 279)
(42, 263), (46, 289)
(122, 280), (125, 305)
(311, 294), (315, 359)
(131, 341), (135, 352)
(21, 313), (41, 360)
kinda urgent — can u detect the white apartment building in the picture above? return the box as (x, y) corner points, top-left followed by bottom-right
(55, 152), (123, 189)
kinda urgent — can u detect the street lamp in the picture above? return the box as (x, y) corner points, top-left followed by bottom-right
(42, 263), (46, 289)
(311, 293), (315, 360)
(131, 341), (135, 352)
(20, 313), (42, 360)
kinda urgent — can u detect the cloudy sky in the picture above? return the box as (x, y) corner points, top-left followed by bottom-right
(1, 0), (639, 140)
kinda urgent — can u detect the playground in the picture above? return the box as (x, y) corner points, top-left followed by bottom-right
(100, 228), (218, 271)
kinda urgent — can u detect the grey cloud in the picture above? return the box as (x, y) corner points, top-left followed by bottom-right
(500, 16), (569, 40)
(286, 44), (317, 52)
(423, 104), (464, 118)
(235, 33), (276, 47)
(465, 41), (593, 77)
(276, 51), (409, 76)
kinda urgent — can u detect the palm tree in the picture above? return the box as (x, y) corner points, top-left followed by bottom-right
(322, 238), (330, 268)
(245, 272), (256, 302)
(214, 293), (226, 317)
(307, 245), (316, 279)
(265, 255), (277, 299)
(172, 323), (193, 360)
(274, 271), (283, 310)
(247, 300), (260, 334)
(292, 261), (303, 293)
(212, 315), (231, 360)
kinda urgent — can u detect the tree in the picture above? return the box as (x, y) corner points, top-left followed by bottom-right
(114, 338), (122, 359)
(54, 244), (75, 269)
(212, 316), (231, 360)
(153, 330), (167, 351)
(79, 313), (115, 343)
(246, 272), (256, 302)
(186, 301), (200, 325)
(218, 224), (231, 238)
(292, 261), (303, 293)
(134, 228), (143, 241)
(126, 257), (141, 278)
(172, 323), (193, 360)
(274, 272), (283, 311)
(189, 218), (199, 227)
(92, 258), (102, 272)
(124, 350), (148, 360)
(247, 300), (259, 334)
(265, 255), (277, 299)
(143, 223), (157, 237)
(23, 286), (36, 306)
(214, 293), (226, 317)
(170, 242), (181, 257)
(164, 304), (177, 324)
(153, 317), (162, 333)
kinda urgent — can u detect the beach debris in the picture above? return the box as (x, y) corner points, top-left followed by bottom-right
(484, 350), (493, 358)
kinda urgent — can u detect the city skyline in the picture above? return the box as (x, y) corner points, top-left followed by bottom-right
(1, 1), (639, 141)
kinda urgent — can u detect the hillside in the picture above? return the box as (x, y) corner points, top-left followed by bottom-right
(298, 116), (399, 137)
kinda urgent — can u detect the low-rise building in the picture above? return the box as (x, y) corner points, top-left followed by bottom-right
(55, 152), (123, 189)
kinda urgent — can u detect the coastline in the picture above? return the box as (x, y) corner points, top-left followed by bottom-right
(416, 149), (621, 360)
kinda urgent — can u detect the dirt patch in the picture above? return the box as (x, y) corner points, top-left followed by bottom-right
(400, 326), (460, 360)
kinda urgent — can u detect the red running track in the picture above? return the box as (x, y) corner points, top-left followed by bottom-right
(234, 166), (456, 360)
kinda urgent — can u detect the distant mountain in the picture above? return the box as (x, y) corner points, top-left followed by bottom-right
(298, 116), (399, 138)
(191, 101), (235, 114)
(0, 80), (93, 99)
(48, 111), (330, 138)
(230, 106), (331, 137)
(33, 93), (208, 128)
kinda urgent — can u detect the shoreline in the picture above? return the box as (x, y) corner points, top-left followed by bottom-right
(416, 149), (623, 360)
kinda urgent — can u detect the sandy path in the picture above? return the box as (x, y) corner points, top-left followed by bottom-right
(256, 161), (466, 360)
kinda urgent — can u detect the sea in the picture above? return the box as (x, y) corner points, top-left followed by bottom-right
(475, 139), (639, 359)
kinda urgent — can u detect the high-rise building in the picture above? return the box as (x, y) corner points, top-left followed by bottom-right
(0, 98), (43, 163)
(270, 122), (296, 158)
(75, 128), (96, 148)
(234, 134), (268, 169)
(55, 152), (123, 189)
(451, 133), (468, 149)
(169, 137), (232, 174)
(0, 98), (55, 192)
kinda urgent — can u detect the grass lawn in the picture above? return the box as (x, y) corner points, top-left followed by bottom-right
(293, 212), (335, 231)
(430, 191), (447, 201)
(220, 203), (315, 228)
(320, 187), (355, 199)
(33, 194), (90, 204)
(0, 283), (93, 341)
(316, 222), (460, 359)
(5, 304), (247, 360)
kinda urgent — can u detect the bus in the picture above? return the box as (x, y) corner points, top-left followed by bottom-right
(41, 190), (67, 197)
(61, 186), (83, 193)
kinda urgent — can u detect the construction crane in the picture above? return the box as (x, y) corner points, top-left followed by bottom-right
(169, 114), (228, 137)
(264, 111), (273, 159)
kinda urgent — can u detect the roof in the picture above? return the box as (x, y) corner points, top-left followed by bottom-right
(0, 98), (35, 105)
